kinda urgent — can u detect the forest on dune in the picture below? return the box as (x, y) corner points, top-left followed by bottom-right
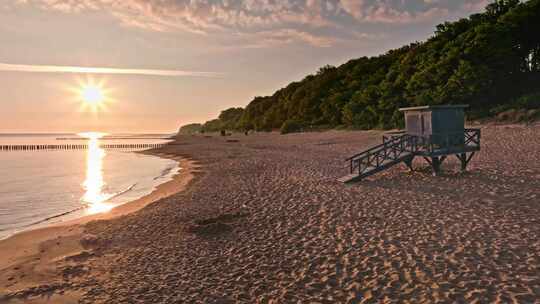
(181, 0), (540, 134)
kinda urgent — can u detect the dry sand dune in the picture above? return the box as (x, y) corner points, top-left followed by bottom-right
(1, 124), (540, 303)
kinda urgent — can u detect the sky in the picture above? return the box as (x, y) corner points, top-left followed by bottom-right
(0, 0), (490, 133)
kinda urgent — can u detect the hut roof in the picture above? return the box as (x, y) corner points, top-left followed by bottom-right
(399, 105), (468, 112)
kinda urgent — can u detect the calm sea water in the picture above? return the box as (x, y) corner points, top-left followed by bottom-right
(0, 133), (179, 240)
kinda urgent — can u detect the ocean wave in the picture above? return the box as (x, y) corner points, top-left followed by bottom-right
(22, 183), (138, 229)
(24, 206), (86, 227)
(106, 183), (137, 200)
(153, 165), (176, 180)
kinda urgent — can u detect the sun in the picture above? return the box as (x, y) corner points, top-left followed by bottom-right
(81, 85), (104, 105)
(70, 77), (113, 112)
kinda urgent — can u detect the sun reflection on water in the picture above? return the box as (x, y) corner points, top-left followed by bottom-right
(79, 132), (114, 214)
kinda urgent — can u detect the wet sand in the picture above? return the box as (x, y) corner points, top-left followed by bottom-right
(1, 124), (540, 303)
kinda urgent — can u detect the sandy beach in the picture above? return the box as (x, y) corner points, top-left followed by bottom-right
(1, 124), (540, 303)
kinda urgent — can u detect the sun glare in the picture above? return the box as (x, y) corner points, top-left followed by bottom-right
(70, 77), (112, 112)
(78, 131), (115, 214)
(81, 85), (104, 105)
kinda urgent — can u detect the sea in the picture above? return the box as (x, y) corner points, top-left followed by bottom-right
(0, 133), (179, 240)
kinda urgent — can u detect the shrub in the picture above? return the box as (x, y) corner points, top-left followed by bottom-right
(515, 93), (540, 109)
(280, 120), (303, 134)
(178, 123), (202, 135)
(490, 92), (540, 116)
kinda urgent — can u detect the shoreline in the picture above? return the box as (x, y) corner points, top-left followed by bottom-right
(0, 151), (196, 303)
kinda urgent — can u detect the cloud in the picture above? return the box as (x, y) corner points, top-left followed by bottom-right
(236, 29), (337, 48)
(338, 0), (473, 24)
(363, 6), (449, 24)
(462, 0), (491, 12)
(0, 62), (222, 77)
(13, 0), (491, 47)
(339, 0), (365, 19)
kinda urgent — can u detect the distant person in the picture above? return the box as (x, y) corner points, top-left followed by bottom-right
(220, 130), (226, 136)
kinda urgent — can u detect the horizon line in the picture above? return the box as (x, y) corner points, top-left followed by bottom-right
(0, 62), (222, 77)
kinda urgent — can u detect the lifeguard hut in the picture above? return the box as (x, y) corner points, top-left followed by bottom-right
(339, 105), (480, 183)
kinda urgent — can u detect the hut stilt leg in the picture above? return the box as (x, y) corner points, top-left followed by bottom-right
(456, 152), (475, 172)
(403, 155), (414, 171)
(457, 153), (466, 171)
(439, 156), (447, 164)
(424, 156), (442, 176)
(433, 157), (440, 176)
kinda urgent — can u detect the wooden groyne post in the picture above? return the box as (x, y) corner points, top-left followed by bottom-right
(0, 143), (166, 151)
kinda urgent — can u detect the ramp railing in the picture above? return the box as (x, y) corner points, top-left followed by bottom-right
(346, 134), (417, 176)
(381, 129), (481, 154)
(417, 128), (481, 155)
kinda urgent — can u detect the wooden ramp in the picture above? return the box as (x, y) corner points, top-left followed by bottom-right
(340, 134), (415, 183)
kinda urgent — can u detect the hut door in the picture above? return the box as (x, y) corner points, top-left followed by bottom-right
(420, 115), (425, 135)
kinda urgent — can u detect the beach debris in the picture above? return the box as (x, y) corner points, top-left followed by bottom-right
(0, 282), (73, 301)
(186, 221), (232, 235)
(65, 250), (95, 263)
(79, 234), (108, 250)
(62, 265), (89, 279)
(195, 211), (249, 225)
(186, 212), (249, 236)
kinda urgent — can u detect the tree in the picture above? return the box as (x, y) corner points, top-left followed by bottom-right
(218, 107), (244, 130)
(178, 123), (202, 134)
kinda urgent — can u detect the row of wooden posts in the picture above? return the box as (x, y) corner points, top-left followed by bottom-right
(0, 143), (166, 151)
